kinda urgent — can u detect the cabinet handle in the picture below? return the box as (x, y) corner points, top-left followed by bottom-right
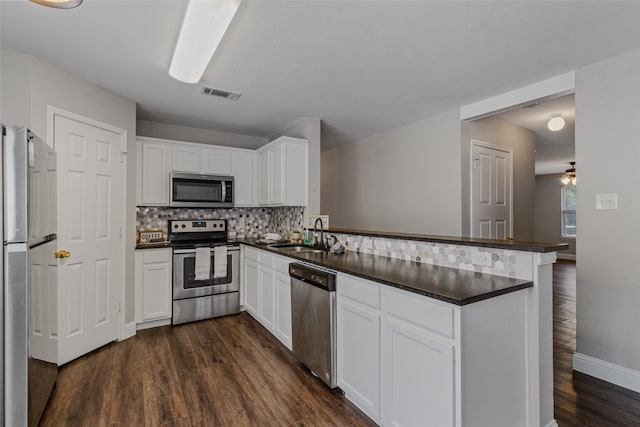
(54, 249), (71, 259)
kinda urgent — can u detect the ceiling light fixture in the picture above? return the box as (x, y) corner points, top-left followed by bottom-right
(29, 0), (83, 9)
(547, 114), (566, 132)
(169, 0), (242, 84)
(561, 161), (576, 185)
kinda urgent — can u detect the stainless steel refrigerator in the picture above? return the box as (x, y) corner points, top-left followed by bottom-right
(2, 125), (58, 426)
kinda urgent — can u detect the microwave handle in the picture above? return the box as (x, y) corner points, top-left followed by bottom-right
(221, 181), (226, 203)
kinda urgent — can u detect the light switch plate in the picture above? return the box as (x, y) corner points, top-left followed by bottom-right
(595, 193), (618, 210)
(305, 214), (329, 229)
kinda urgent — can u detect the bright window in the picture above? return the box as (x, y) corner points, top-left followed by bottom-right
(561, 186), (576, 237)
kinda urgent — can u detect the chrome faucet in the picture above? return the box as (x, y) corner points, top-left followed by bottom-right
(313, 217), (327, 250)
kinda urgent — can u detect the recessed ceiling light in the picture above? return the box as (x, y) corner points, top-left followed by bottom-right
(169, 0), (242, 84)
(29, 0), (83, 9)
(547, 115), (565, 131)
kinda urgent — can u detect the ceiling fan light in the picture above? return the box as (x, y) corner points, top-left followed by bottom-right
(561, 176), (570, 185)
(29, 0), (83, 9)
(169, 0), (242, 84)
(547, 116), (565, 131)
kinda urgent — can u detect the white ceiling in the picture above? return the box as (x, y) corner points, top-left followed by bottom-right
(2, 1), (640, 150)
(495, 94), (575, 175)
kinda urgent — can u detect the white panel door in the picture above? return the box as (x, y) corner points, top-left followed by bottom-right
(54, 115), (123, 365)
(28, 241), (58, 364)
(470, 141), (512, 239)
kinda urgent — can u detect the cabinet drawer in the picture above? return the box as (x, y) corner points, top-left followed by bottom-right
(383, 288), (454, 339)
(338, 274), (380, 310)
(141, 248), (171, 264)
(244, 247), (259, 262)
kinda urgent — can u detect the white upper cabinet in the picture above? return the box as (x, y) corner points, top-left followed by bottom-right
(257, 136), (308, 206)
(171, 145), (201, 173)
(231, 151), (256, 207)
(137, 137), (258, 207)
(137, 140), (169, 206)
(201, 148), (231, 175)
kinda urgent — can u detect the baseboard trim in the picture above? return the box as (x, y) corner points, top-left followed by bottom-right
(544, 420), (559, 427)
(136, 318), (172, 330)
(557, 253), (576, 261)
(573, 352), (640, 393)
(120, 321), (136, 341)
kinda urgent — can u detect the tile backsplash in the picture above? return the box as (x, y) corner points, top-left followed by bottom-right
(330, 232), (519, 278)
(136, 206), (304, 239)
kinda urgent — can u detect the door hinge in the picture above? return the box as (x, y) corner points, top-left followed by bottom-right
(120, 227), (123, 238)
(118, 301), (122, 313)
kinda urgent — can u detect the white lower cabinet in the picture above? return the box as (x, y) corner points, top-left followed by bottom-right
(259, 266), (275, 329)
(242, 246), (292, 349)
(243, 258), (260, 317)
(382, 318), (454, 427)
(274, 270), (292, 348)
(337, 297), (381, 421)
(135, 248), (172, 326)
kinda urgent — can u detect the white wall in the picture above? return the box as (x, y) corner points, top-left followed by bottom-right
(1, 49), (138, 324)
(534, 174), (576, 256)
(321, 110), (462, 235)
(137, 119), (268, 150)
(574, 48), (640, 374)
(461, 116), (537, 241)
(271, 118), (321, 215)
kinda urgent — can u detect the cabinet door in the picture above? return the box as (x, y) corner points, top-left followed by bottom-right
(282, 142), (308, 206)
(243, 259), (260, 318)
(274, 272), (292, 349)
(202, 148), (231, 175)
(259, 267), (275, 329)
(270, 144), (285, 205)
(337, 298), (381, 420)
(257, 150), (270, 205)
(140, 142), (168, 205)
(172, 146), (201, 173)
(382, 318), (455, 427)
(231, 151), (255, 207)
(137, 249), (173, 322)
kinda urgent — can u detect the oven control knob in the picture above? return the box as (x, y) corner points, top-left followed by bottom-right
(174, 224), (178, 228)
(181, 224), (186, 228)
(213, 224), (217, 228)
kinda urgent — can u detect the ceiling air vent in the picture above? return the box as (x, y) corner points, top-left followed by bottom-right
(200, 86), (241, 101)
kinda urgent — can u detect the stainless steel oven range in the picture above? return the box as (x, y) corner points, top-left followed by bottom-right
(169, 219), (240, 325)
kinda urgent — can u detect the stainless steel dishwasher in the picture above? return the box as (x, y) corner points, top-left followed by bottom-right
(289, 262), (337, 388)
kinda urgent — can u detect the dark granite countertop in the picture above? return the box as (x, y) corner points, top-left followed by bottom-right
(235, 238), (533, 306)
(325, 227), (568, 253)
(135, 241), (172, 250)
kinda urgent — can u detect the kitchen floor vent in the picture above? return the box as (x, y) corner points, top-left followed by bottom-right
(200, 86), (241, 101)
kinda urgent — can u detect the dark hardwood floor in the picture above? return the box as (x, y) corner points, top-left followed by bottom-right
(41, 260), (640, 426)
(40, 313), (375, 427)
(552, 260), (640, 426)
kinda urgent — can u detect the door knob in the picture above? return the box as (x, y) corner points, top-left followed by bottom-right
(54, 249), (71, 259)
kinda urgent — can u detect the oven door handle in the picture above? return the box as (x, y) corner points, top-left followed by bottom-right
(173, 247), (240, 255)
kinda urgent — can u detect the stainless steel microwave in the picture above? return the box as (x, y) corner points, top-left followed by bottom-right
(169, 172), (234, 208)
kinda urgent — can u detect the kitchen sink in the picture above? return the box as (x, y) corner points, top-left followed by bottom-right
(270, 244), (327, 254)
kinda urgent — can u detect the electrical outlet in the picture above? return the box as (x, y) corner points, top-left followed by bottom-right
(472, 251), (492, 267)
(239, 216), (246, 228)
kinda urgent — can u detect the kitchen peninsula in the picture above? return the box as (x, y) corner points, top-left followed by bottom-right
(237, 230), (567, 427)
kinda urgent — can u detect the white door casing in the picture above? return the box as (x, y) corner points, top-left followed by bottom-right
(51, 109), (126, 365)
(470, 140), (513, 239)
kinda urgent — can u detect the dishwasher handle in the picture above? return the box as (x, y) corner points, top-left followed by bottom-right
(289, 263), (336, 292)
